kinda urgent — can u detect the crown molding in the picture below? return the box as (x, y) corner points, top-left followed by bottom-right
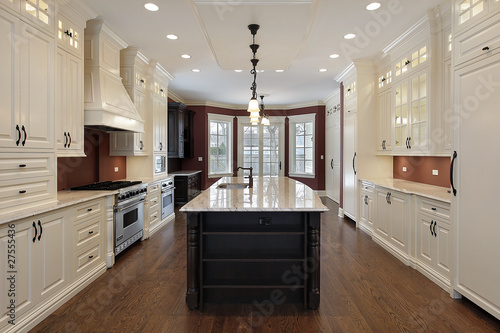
(382, 15), (429, 56)
(335, 62), (355, 83)
(324, 88), (340, 105)
(167, 90), (185, 103)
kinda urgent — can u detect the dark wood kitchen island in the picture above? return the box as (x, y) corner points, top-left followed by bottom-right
(179, 177), (328, 310)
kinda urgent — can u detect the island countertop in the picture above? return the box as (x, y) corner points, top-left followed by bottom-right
(179, 176), (328, 212)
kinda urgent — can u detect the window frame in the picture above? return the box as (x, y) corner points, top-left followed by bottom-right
(288, 114), (316, 179)
(208, 113), (234, 178)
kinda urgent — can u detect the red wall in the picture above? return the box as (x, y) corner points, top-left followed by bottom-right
(393, 156), (450, 188)
(57, 129), (127, 190)
(178, 104), (326, 191)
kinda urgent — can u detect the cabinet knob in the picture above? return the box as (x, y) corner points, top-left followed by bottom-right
(19, 164), (27, 168)
(19, 190), (27, 194)
(87, 208), (93, 212)
(88, 231), (94, 235)
(482, 46), (490, 51)
(88, 255), (94, 259)
(431, 207), (437, 211)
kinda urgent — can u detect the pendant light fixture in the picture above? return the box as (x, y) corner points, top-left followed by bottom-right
(247, 24), (270, 126)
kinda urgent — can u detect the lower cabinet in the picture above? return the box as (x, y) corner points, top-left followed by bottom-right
(416, 198), (451, 290)
(0, 196), (108, 332)
(146, 181), (162, 238)
(174, 172), (201, 205)
(373, 187), (411, 264)
(359, 182), (374, 235)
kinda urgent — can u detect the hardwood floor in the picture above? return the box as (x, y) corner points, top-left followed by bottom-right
(32, 198), (500, 332)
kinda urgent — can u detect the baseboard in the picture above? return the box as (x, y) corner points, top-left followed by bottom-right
(149, 212), (175, 237)
(372, 234), (411, 266)
(338, 207), (344, 218)
(415, 261), (451, 292)
(6, 263), (107, 333)
(358, 222), (373, 236)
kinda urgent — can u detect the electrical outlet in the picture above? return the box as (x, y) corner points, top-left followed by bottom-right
(198, 157), (203, 162)
(321, 155), (324, 160)
(114, 167), (119, 172)
(402, 167), (407, 172)
(432, 169), (439, 176)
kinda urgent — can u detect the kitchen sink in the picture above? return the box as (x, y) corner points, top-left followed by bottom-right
(217, 183), (249, 189)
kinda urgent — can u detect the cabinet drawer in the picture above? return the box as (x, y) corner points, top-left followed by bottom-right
(149, 208), (160, 226)
(74, 244), (102, 277)
(0, 176), (54, 213)
(149, 194), (160, 210)
(360, 181), (374, 194)
(417, 197), (451, 221)
(73, 216), (102, 251)
(454, 13), (500, 66)
(0, 153), (53, 181)
(74, 199), (103, 222)
(148, 182), (161, 193)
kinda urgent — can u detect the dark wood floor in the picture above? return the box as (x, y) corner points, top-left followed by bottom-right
(32, 198), (500, 332)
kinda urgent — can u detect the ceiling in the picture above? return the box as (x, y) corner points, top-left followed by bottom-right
(84, 0), (442, 108)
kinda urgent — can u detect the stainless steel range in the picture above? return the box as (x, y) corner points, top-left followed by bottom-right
(70, 181), (148, 255)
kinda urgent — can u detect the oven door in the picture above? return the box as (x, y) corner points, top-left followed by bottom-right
(115, 198), (145, 250)
(161, 188), (174, 220)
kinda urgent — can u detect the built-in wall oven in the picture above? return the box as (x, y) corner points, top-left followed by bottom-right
(114, 183), (148, 255)
(161, 178), (175, 220)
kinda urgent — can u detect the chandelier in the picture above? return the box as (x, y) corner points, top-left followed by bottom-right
(247, 24), (269, 126)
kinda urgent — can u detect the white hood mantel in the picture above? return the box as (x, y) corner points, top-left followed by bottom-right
(84, 19), (144, 133)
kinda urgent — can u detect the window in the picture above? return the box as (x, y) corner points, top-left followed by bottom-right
(237, 117), (285, 177)
(208, 114), (233, 177)
(289, 114), (315, 178)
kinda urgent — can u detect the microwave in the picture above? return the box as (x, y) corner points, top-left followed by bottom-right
(155, 155), (166, 174)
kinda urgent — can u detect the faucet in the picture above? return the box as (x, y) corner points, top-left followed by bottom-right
(237, 166), (253, 188)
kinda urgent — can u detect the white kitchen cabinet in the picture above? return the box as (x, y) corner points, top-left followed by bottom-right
(359, 181), (374, 235)
(343, 111), (357, 221)
(0, 13), (54, 150)
(373, 186), (411, 264)
(416, 211), (451, 291)
(153, 81), (167, 153)
(110, 47), (150, 156)
(452, 51), (500, 319)
(56, 48), (84, 156)
(0, 210), (68, 330)
(378, 89), (393, 152)
(453, 0), (499, 36)
(145, 181), (161, 239)
(325, 90), (340, 203)
(56, 14), (82, 57)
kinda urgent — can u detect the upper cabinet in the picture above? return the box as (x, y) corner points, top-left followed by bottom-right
(56, 14), (83, 57)
(168, 102), (195, 159)
(153, 80), (167, 153)
(0, 0), (55, 35)
(0, 11), (54, 150)
(453, 0), (500, 35)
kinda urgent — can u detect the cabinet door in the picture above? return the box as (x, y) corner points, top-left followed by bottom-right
(388, 191), (409, 253)
(168, 109), (179, 157)
(18, 22), (54, 149)
(455, 53), (500, 310)
(55, 48), (66, 151)
(375, 190), (390, 238)
(153, 97), (166, 152)
(332, 113), (341, 202)
(409, 70), (429, 151)
(0, 220), (35, 328)
(378, 90), (392, 152)
(325, 106), (335, 200)
(64, 53), (83, 154)
(359, 193), (373, 232)
(435, 220), (451, 278)
(393, 81), (409, 151)
(0, 11), (20, 148)
(343, 114), (357, 221)
(416, 213), (434, 267)
(133, 89), (147, 154)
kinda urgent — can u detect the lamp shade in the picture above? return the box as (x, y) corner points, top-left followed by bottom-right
(261, 117), (270, 126)
(250, 111), (260, 118)
(247, 98), (260, 112)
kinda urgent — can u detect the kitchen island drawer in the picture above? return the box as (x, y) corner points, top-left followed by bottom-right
(417, 197), (451, 221)
(0, 153), (54, 181)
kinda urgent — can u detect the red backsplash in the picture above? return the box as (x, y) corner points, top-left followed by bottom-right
(393, 156), (451, 188)
(57, 129), (127, 190)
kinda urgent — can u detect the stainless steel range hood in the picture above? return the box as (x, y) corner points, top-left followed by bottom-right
(84, 19), (144, 133)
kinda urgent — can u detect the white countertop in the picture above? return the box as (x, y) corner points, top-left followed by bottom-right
(180, 177), (328, 212)
(169, 170), (202, 176)
(360, 178), (452, 203)
(0, 190), (117, 225)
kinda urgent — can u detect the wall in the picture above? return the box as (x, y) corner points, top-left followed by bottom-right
(57, 129), (127, 190)
(176, 104), (326, 191)
(393, 156), (450, 188)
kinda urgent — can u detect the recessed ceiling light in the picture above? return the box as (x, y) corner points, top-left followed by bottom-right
(319, 69), (328, 72)
(344, 33), (356, 40)
(181, 54), (191, 59)
(366, 2), (381, 11)
(234, 70), (243, 72)
(166, 34), (178, 40)
(192, 69), (200, 72)
(275, 70), (285, 72)
(329, 54), (340, 59)
(144, 3), (159, 11)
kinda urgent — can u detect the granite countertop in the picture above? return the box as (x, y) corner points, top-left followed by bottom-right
(360, 178), (452, 203)
(0, 190), (117, 225)
(180, 177), (329, 212)
(169, 170), (202, 176)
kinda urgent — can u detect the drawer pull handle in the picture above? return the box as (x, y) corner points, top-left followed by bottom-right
(87, 208), (93, 212)
(19, 190), (27, 194)
(431, 207), (437, 211)
(88, 231), (94, 235)
(19, 164), (27, 168)
(482, 46), (490, 51)
(88, 255), (94, 259)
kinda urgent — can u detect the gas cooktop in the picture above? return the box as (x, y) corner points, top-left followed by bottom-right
(69, 181), (142, 191)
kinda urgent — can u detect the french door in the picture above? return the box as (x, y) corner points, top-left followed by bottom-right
(237, 117), (285, 177)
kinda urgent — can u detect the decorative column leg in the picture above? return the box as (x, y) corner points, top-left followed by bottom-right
(307, 213), (321, 309)
(186, 213), (200, 309)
